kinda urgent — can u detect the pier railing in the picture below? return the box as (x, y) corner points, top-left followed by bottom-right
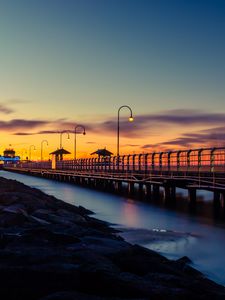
(12, 147), (225, 174)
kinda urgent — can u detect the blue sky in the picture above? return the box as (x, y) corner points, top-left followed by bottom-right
(0, 0), (225, 155)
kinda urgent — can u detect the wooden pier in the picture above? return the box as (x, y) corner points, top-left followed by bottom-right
(3, 146), (225, 214)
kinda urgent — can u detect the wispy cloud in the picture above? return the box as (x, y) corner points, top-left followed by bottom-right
(145, 109), (225, 125)
(122, 144), (140, 147)
(6, 99), (30, 104)
(142, 126), (225, 150)
(13, 132), (35, 136)
(0, 104), (14, 114)
(86, 109), (225, 138)
(5, 109), (225, 151)
(0, 99), (31, 115)
(142, 144), (155, 149)
(1, 119), (48, 131)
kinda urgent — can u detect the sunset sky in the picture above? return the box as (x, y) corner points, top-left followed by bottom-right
(0, 0), (225, 160)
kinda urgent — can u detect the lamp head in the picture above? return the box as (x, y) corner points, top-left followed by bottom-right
(129, 116), (134, 122)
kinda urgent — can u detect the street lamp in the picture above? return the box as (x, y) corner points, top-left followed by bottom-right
(29, 145), (36, 161)
(41, 140), (48, 161)
(74, 125), (86, 160)
(59, 131), (70, 149)
(117, 105), (134, 157)
(18, 148), (27, 160)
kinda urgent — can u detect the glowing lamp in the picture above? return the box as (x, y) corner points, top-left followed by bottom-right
(129, 116), (134, 122)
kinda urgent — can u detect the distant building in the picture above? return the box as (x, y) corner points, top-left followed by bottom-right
(0, 148), (20, 165)
(4, 149), (16, 157)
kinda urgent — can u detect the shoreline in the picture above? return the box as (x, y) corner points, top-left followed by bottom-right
(0, 176), (225, 299)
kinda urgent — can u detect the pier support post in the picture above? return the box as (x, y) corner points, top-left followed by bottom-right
(101, 179), (106, 190)
(88, 178), (93, 188)
(188, 188), (196, 209)
(146, 184), (152, 201)
(105, 179), (112, 191)
(95, 179), (100, 188)
(116, 181), (122, 194)
(164, 185), (170, 203)
(128, 182), (134, 196)
(213, 191), (221, 217)
(213, 191), (220, 202)
(213, 191), (221, 204)
(221, 193), (225, 217)
(164, 185), (176, 206)
(138, 183), (144, 200)
(152, 185), (160, 201)
(171, 186), (176, 201)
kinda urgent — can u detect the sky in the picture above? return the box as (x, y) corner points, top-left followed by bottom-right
(0, 0), (225, 160)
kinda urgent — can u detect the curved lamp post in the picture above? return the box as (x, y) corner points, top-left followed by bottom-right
(117, 105), (134, 157)
(59, 131), (70, 149)
(74, 125), (86, 160)
(41, 140), (48, 161)
(29, 145), (36, 161)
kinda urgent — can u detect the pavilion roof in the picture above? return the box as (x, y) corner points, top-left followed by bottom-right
(91, 148), (113, 157)
(49, 148), (71, 155)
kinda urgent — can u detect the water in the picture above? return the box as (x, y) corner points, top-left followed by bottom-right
(1, 170), (225, 286)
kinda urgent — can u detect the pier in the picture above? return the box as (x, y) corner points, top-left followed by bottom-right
(4, 146), (225, 211)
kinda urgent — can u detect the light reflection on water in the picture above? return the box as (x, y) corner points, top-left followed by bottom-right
(1, 171), (225, 286)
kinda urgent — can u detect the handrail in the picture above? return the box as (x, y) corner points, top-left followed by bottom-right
(7, 146), (225, 174)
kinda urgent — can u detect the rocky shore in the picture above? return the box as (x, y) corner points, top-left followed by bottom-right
(0, 176), (224, 300)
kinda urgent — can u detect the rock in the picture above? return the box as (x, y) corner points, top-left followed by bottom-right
(77, 205), (93, 215)
(28, 215), (51, 225)
(173, 256), (203, 277)
(32, 209), (86, 225)
(0, 176), (225, 300)
(2, 203), (26, 214)
(43, 213), (79, 225)
(10, 228), (80, 246)
(39, 291), (144, 300)
(176, 256), (192, 265)
(39, 291), (105, 300)
(0, 267), (80, 300)
(33, 209), (52, 216)
(84, 217), (118, 235)
(111, 244), (178, 276)
(0, 233), (13, 248)
(0, 212), (27, 227)
(79, 236), (131, 256)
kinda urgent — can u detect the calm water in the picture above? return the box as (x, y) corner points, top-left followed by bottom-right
(1, 170), (225, 286)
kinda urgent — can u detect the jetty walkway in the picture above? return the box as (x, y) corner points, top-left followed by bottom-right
(4, 147), (225, 210)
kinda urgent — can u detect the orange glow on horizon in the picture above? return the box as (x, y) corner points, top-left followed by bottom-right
(0, 115), (216, 161)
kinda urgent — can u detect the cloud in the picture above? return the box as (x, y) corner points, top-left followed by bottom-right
(0, 99), (31, 115)
(6, 99), (29, 104)
(7, 119), (82, 135)
(85, 109), (225, 139)
(147, 109), (225, 125)
(0, 104), (14, 114)
(122, 144), (140, 147)
(37, 130), (59, 134)
(142, 144), (155, 149)
(144, 126), (225, 150)
(13, 132), (35, 136)
(5, 109), (225, 151)
(0, 119), (48, 131)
